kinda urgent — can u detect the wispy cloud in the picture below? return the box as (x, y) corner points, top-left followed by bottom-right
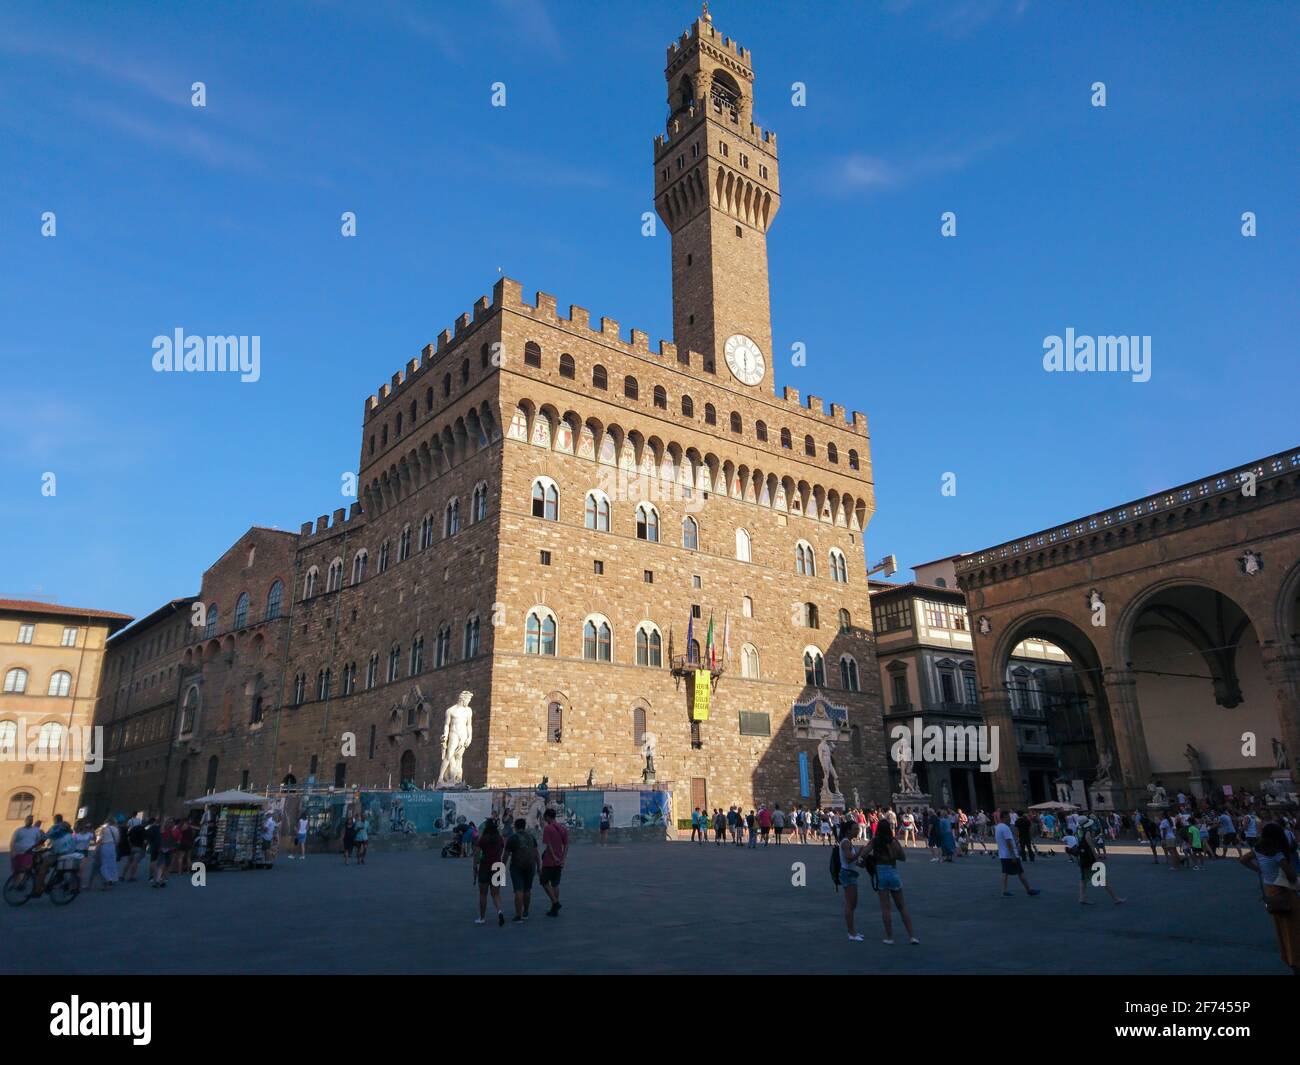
(886, 0), (1033, 39)
(72, 100), (266, 174)
(824, 134), (1010, 196)
(491, 0), (565, 59)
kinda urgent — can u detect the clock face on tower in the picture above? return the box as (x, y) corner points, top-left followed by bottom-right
(724, 334), (766, 387)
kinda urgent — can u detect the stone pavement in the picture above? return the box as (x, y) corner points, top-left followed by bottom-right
(0, 839), (1285, 975)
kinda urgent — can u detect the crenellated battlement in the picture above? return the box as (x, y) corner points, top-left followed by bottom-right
(363, 277), (868, 439)
(298, 502), (364, 543)
(654, 112), (777, 155)
(666, 16), (751, 69)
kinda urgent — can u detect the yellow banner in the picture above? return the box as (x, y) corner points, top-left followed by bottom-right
(692, 669), (711, 721)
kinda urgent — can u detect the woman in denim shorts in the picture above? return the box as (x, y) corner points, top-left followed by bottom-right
(870, 820), (919, 945)
(838, 821), (870, 942)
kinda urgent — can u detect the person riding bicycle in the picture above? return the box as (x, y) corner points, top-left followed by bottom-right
(8, 816), (42, 882)
(30, 815), (73, 895)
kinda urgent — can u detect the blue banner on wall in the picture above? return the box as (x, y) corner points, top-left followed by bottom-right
(798, 752), (810, 798)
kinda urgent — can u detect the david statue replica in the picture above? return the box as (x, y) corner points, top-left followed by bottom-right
(435, 691), (474, 789)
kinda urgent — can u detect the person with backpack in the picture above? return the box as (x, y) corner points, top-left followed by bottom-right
(870, 819), (919, 944)
(505, 817), (539, 920)
(745, 809), (757, 848)
(834, 818), (870, 941)
(1069, 823), (1125, 906)
(713, 808), (726, 846)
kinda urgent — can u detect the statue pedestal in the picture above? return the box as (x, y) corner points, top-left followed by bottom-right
(820, 789), (845, 810)
(1090, 786), (1119, 811)
(641, 770), (656, 785)
(1187, 773), (1207, 802)
(1260, 771), (1299, 809)
(1145, 802), (1169, 824)
(893, 792), (931, 811)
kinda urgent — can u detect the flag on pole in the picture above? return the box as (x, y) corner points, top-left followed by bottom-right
(686, 611), (695, 664)
(706, 612), (715, 670)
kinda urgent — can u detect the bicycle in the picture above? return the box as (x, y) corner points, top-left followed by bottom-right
(4, 850), (83, 907)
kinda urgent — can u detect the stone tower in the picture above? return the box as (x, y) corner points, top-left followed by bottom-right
(654, 8), (780, 393)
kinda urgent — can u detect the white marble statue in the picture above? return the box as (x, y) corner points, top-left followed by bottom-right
(897, 752), (921, 795)
(817, 738), (840, 798)
(434, 691), (474, 788)
(1094, 749), (1114, 785)
(1147, 782), (1168, 806)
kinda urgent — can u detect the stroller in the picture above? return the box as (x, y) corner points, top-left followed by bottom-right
(440, 823), (471, 858)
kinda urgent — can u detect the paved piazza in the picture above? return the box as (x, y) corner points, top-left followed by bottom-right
(1, 840), (1284, 975)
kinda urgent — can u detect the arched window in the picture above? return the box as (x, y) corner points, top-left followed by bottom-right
(849, 449), (860, 470)
(472, 482), (488, 522)
(559, 353), (575, 379)
(436, 624), (451, 668)
(526, 609), (557, 656)
(303, 566), (319, 599)
(0, 721), (17, 753)
(317, 668), (331, 701)
(584, 490), (610, 531)
(838, 608), (852, 632)
(804, 603), (820, 629)
(442, 373), (451, 398)
(582, 615), (612, 662)
(780, 427), (792, 449)
(741, 644), (760, 679)
(327, 558), (344, 592)
(293, 673), (306, 705)
(6, 791), (36, 820)
(481, 342), (491, 369)
(840, 655), (860, 692)
(399, 525), (411, 561)
(624, 375), (639, 400)
(592, 364), (608, 390)
(681, 395), (694, 418)
(265, 580), (283, 620)
(829, 548), (848, 583)
(804, 435), (816, 457)
(735, 527), (751, 562)
(180, 686), (199, 735)
(3, 668), (28, 694)
(395, 412), (403, 436)
(742, 595), (753, 617)
(444, 498), (461, 536)
(205, 602), (220, 636)
(653, 385), (667, 410)
(420, 513), (434, 549)
(524, 341), (542, 368)
(729, 411), (741, 433)
(410, 634), (425, 674)
(463, 615), (481, 658)
(682, 516), (699, 550)
(47, 670), (72, 697)
(636, 623), (662, 667)
(827, 443), (839, 464)
(378, 541), (390, 573)
(387, 643), (401, 682)
(425, 386), (434, 411)
(366, 653), (379, 689)
(547, 700), (563, 744)
(351, 550), (368, 584)
(704, 403), (717, 426)
(35, 721), (64, 755)
(234, 592), (250, 628)
(804, 649), (826, 687)
(636, 503), (659, 542)
(755, 420), (768, 442)
(532, 477), (559, 520)
(795, 541), (816, 576)
(633, 705), (647, 747)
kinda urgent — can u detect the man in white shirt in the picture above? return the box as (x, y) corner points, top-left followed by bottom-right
(995, 811), (1040, 897)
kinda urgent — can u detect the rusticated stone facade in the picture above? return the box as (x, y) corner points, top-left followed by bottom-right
(85, 10), (889, 819)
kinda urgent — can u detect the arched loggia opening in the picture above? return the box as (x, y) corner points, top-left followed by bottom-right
(1121, 581), (1270, 801)
(993, 615), (1107, 809)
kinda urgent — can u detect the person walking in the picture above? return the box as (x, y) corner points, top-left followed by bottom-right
(295, 815), (308, 859)
(1240, 822), (1300, 974)
(712, 808), (725, 846)
(505, 817), (539, 920)
(540, 808), (569, 917)
(145, 816), (166, 887)
(1070, 824), (1125, 905)
(1016, 810), (1036, 864)
(354, 816), (369, 865)
(870, 819), (919, 944)
(837, 818), (869, 942)
(342, 817), (357, 865)
(746, 809), (757, 848)
(758, 805), (772, 846)
(599, 805), (611, 846)
(772, 805), (786, 846)
(123, 818), (147, 881)
(995, 811), (1040, 897)
(690, 807), (703, 844)
(472, 818), (506, 926)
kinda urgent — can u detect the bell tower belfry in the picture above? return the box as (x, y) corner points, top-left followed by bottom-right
(653, 6), (780, 392)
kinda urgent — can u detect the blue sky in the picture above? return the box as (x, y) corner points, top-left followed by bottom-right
(2, 0), (1296, 619)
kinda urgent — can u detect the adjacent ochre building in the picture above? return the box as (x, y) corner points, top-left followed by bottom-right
(83, 10), (888, 821)
(1, 600), (130, 839)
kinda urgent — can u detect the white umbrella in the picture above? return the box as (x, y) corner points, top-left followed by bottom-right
(187, 789), (268, 806)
